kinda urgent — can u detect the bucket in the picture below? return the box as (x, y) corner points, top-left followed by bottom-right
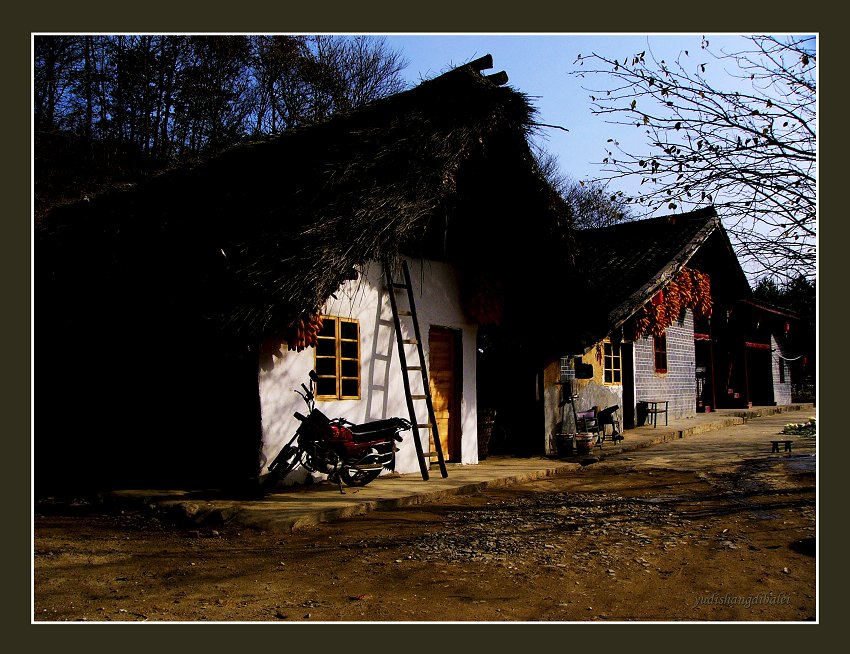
(556, 433), (574, 457)
(575, 434), (592, 455)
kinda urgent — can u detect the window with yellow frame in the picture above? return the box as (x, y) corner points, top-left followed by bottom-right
(603, 341), (622, 384)
(314, 316), (360, 399)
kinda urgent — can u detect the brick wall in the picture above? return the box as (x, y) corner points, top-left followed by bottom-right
(634, 310), (696, 420)
(772, 334), (793, 405)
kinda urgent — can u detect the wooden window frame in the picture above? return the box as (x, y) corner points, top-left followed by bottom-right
(314, 316), (361, 400)
(603, 341), (622, 385)
(654, 334), (668, 374)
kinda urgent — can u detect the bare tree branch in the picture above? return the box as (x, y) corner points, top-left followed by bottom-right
(571, 35), (816, 282)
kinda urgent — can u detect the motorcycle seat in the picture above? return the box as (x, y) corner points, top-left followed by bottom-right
(349, 418), (407, 435)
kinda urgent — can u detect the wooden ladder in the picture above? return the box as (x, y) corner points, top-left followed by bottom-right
(384, 259), (448, 481)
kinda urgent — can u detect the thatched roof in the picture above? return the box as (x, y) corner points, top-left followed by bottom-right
(566, 207), (751, 352)
(37, 56), (573, 347)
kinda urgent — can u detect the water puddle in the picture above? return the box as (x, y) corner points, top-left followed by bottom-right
(748, 511), (781, 520)
(785, 454), (816, 474)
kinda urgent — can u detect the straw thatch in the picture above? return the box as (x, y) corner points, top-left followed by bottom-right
(37, 57), (574, 350)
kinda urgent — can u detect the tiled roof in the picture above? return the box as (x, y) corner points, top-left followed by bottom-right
(568, 206), (737, 351)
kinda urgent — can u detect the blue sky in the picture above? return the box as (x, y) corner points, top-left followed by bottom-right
(381, 33), (771, 199)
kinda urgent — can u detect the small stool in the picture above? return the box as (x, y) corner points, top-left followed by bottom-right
(770, 440), (792, 453)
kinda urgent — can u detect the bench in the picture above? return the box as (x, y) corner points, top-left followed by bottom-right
(770, 440), (793, 452)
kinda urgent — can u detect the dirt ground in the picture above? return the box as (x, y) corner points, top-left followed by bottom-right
(34, 424), (816, 623)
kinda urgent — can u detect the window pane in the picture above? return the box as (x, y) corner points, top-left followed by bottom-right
(341, 378), (359, 398)
(340, 340), (358, 360)
(319, 319), (336, 337)
(340, 359), (359, 378)
(340, 321), (358, 341)
(316, 378), (337, 397)
(315, 357), (336, 376)
(316, 338), (336, 357)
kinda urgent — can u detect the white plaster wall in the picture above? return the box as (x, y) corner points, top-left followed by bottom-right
(258, 257), (478, 480)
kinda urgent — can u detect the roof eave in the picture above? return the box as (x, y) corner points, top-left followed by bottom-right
(602, 213), (722, 342)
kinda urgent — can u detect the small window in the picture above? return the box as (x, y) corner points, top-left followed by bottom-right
(778, 358), (786, 383)
(315, 316), (361, 399)
(603, 342), (622, 384)
(654, 334), (668, 373)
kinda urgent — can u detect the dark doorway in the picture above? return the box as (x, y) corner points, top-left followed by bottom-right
(621, 342), (635, 429)
(747, 347), (776, 406)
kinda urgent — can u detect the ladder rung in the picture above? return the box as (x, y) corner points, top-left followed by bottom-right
(391, 283), (409, 290)
(402, 339), (418, 345)
(415, 424), (432, 429)
(424, 452), (440, 458)
(396, 309), (413, 316)
(411, 394), (429, 400)
(405, 365), (423, 371)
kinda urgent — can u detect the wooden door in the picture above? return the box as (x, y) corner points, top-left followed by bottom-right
(429, 327), (461, 462)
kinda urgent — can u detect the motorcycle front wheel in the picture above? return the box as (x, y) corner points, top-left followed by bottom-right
(259, 446), (301, 494)
(339, 466), (382, 487)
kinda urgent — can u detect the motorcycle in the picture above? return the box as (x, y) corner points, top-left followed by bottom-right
(259, 370), (411, 495)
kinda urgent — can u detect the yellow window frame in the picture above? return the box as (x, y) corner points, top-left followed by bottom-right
(603, 341), (622, 385)
(314, 316), (361, 400)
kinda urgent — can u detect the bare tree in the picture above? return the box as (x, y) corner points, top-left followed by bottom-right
(34, 36), (83, 132)
(34, 34), (410, 213)
(308, 35), (408, 117)
(250, 35), (313, 134)
(534, 146), (632, 230)
(572, 35), (816, 282)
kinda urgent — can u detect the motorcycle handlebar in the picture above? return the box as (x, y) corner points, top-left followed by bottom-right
(294, 412), (306, 421)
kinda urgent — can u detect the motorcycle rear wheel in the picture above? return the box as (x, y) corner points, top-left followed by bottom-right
(339, 466), (382, 487)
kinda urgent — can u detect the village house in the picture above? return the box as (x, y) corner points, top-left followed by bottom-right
(705, 296), (801, 410)
(35, 52), (801, 495)
(35, 56), (575, 494)
(257, 257), (481, 482)
(537, 208), (798, 457)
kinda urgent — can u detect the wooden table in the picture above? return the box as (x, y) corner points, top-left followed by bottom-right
(644, 400), (668, 428)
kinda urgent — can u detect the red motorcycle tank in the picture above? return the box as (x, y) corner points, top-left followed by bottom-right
(327, 424), (355, 443)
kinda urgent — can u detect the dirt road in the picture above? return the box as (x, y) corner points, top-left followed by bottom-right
(34, 413), (816, 622)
